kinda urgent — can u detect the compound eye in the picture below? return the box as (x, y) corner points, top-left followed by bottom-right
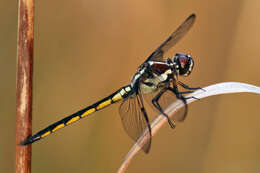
(174, 53), (194, 76)
(178, 55), (189, 69)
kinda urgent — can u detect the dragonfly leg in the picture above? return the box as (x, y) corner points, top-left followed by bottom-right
(177, 81), (204, 100)
(185, 96), (200, 100)
(177, 81), (204, 91)
(152, 89), (176, 129)
(140, 105), (152, 138)
(167, 87), (188, 121)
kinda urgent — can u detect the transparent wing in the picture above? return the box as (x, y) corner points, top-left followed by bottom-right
(119, 95), (152, 153)
(145, 13), (196, 62)
(143, 89), (187, 122)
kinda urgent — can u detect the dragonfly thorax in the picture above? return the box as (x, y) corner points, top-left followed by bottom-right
(130, 61), (173, 94)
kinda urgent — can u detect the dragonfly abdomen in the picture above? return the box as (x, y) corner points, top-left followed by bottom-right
(21, 85), (133, 145)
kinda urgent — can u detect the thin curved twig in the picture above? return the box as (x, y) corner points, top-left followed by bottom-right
(117, 82), (260, 173)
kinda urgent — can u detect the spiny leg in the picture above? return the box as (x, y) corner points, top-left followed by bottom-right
(177, 81), (203, 91)
(185, 96), (200, 100)
(167, 87), (188, 122)
(177, 81), (204, 100)
(177, 86), (201, 100)
(152, 89), (176, 129)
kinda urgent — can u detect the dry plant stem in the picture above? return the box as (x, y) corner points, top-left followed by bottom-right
(16, 0), (34, 173)
(117, 82), (260, 173)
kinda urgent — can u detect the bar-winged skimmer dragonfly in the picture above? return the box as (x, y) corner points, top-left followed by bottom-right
(22, 13), (200, 153)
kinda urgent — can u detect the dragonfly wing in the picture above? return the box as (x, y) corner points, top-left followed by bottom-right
(145, 13), (196, 62)
(119, 95), (152, 153)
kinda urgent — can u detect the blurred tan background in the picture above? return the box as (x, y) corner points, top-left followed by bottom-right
(1, 0), (260, 172)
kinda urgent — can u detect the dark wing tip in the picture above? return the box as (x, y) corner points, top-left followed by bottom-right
(187, 13), (196, 22)
(189, 13), (196, 18)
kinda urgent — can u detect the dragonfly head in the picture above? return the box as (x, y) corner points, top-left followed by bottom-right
(173, 53), (194, 76)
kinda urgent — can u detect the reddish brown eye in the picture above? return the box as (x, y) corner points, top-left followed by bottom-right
(173, 53), (194, 76)
(178, 55), (189, 67)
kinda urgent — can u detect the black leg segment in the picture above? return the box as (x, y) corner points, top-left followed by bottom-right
(152, 89), (176, 129)
(167, 87), (188, 122)
(178, 81), (203, 91)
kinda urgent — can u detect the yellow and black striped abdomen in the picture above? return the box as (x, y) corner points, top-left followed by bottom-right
(21, 85), (133, 145)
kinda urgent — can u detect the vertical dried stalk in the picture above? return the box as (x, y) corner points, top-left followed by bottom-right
(16, 0), (34, 173)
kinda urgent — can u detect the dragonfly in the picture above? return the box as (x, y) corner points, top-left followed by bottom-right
(22, 13), (200, 153)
